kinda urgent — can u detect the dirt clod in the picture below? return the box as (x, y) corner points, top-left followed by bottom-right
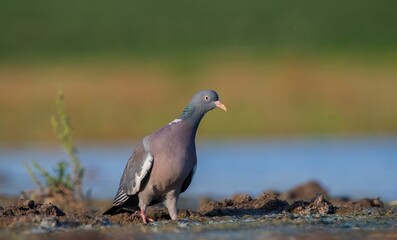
(198, 191), (290, 217)
(289, 194), (335, 215)
(0, 199), (65, 218)
(0, 181), (394, 233)
(280, 181), (329, 202)
(232, 194), (252, 204)
(356, 197), (384, 208)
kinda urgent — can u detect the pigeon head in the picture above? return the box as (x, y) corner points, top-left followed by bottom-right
(180, 90), (227, 121)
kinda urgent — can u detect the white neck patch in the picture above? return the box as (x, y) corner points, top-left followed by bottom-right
(168, 118), (182, 125)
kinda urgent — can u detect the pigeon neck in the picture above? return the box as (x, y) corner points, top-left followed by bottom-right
(180, 103), (205, 127)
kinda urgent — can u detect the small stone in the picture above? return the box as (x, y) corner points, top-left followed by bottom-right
(27, 200), (34, 209)
(92, 217), (112, 227)
(372, 198), (384, 207)
(39, 218), (61, 229)
(320, 217), (334, 224)
(177, 220), (189, 228)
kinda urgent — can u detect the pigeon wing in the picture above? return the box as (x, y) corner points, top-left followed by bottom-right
(180, 164), (197, 194)
(112, 137), (154, 206)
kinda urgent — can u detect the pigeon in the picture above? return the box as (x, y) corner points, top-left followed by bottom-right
(103, 90), (227, 223)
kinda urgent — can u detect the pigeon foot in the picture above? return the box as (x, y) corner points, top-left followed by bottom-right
(140, 209), (154, 224)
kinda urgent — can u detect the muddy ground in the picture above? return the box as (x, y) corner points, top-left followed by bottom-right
(1, 181), (396, 240)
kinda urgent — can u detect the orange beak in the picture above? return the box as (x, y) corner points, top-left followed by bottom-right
(214, 101), (227, 112)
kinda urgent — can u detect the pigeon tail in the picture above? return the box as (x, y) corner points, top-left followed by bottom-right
(103, 195), (139, 215)
(103, 205), (122, 215)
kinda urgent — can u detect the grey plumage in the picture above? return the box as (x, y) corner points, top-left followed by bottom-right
(103, 90), (226, 222)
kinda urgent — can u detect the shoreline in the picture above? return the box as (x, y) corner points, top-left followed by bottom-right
(1, 181), (396, 239)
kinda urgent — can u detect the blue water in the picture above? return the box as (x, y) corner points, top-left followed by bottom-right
(1, 137), (396, 201)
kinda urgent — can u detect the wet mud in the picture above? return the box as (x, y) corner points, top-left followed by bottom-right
(1, 181), (396, 239)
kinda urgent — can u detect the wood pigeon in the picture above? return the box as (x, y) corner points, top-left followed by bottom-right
(103, 90), (227, 223)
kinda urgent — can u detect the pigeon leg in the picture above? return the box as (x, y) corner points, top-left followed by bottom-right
(164, 196), (178, 220)
(140, 209), (148, 224)
(140, 208), (154, 224)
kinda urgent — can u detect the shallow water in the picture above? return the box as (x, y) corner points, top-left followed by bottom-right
(1, 137), (396, 201)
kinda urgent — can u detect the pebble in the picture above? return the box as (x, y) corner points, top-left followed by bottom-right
(39, 218), (61, 229)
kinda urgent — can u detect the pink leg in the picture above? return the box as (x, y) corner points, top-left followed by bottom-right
(140, 209), (154, 224)
(141, 209), (148, 224)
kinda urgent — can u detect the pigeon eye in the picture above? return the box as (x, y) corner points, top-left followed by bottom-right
(204, 96), (209, 101)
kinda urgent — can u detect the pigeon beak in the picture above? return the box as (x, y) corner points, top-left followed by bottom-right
(214, 101), (227, 112)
